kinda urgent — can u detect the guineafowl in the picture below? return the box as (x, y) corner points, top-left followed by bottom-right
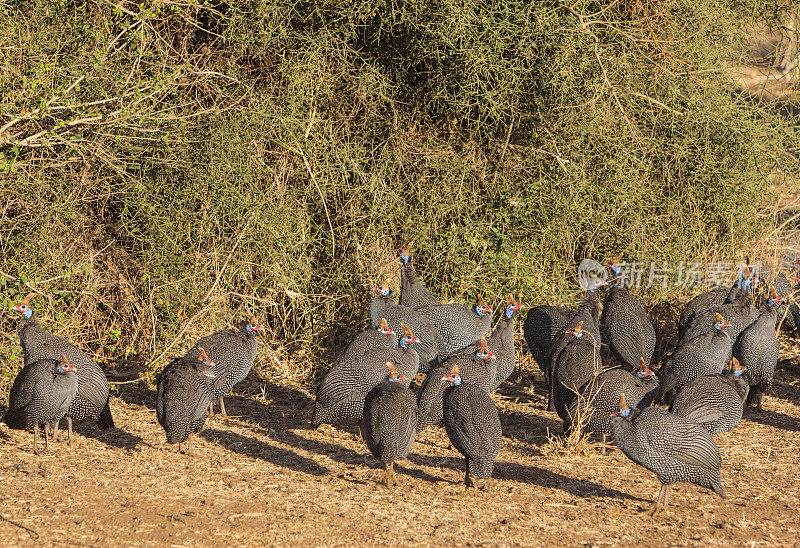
(656, 313), (731, 405)
(678, 263), (753, 338)
(732, 288), (780, 409)
(545, 274), (605, 399)
(441, 364), (502, 489)
(601, 258), (656, 370)
(156, 348), (216, 453)
(183, 315), (262, 416)
(369, 283), (445, 371)
(551, 321), (602, 430)
(3, 354), (77, 454)
(668, 359), (749, 434)
(523, 304), (575, 371)
(12, 293), (114, 432)
(398, 242), (442, 311)
(680, 268), (757, 347)
(311, 323), (419, 428)
(416, 337), (497, 432)
(566, 358), (658, 436)
(417, 294), (493, 356)
(362, 362), (418, 487)
(611, 394), (724, 515)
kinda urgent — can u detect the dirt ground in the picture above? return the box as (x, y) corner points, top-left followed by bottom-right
(1, 342), (799, 548)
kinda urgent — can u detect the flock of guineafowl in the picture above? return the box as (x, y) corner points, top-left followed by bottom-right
(2, 243), (799, 515)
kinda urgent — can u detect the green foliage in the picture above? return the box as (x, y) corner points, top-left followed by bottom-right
(0, 0), (796, 376)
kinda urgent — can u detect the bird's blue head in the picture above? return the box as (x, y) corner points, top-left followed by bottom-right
(386, 361), (405, 383)
(475, 337), (493, 360)
(566, 321), (584, 339)
(11, 292), (36, 319)
(475, 295), (491, 317)
(245, 315), (262, 335)
(399, 323), (418, 349)
(374, 283), (391, 298)
(767, 287), (781, 308)
(376, 318), (394, 336)
(399, 242), (412, 265)
(636, 358), (654, 379)
(55, 354), (75, 374)
(713, 313), (730, 331)
(731, 358), (745, 378)
(441, 364), (462, 386)
(613, 393), (631, 418)
(504, 294), (521, 319)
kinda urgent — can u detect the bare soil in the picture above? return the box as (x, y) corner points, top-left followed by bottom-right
(1, 344), (799, 547)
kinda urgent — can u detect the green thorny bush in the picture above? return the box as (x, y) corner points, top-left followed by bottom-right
(0, 0), (797, 379)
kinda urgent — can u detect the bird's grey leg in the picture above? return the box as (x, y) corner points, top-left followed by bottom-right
(52, 421), (59, 442)
(33, 424), (39, 455)
(465, 459), (474, 488)
(43, 424), (50, 453)
(384, 462), (394, 488)
(66, 416), (72, 445)
(218, 397), (227, 417)
(208, 401), (214, 417)
(601, 433), (608, 455)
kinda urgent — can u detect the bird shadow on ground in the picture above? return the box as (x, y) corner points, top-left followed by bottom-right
(492, 462), (649, 502)
(69, 420), (145, 450)
(199, 428), (329, 476)
(499, 408), (563, 447)
(744, 408), (800, 432)
(115, 383), (157, 410)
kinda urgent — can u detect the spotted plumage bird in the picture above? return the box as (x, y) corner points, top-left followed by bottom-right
(656, 313), (731, 405)
(3, 354), (77, 454)
(567, 358), (658, 436)
(732, 288), (780, 409)
(12, 293), (114, 433)
(611, 393), (724, 515)
(311, 323), (420, 428)
(156, 348), (216, 454)
(668, 359), (749, 434)
(416, 337), (497, 432)
(545, 274), (605, 410)
(417, 294), (493, 357)
(551, 320), (602, 429)
(441, 363), (502, 488)
(601, 258), (656, 370)
(361, 362), (418, 487)
(369, 283), (445, 371)
(523, 304), (575, 371)
(183, 315), (262, 416)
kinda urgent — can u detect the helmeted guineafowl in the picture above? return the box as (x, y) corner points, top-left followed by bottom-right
(669, 358), (749, 433)
(156, 348), (216, 453)
(545, 274), (605, 410)
(601, 258), (656, 370)
(416, 337), (498, 432)
(183, 315), (262, 416)
(732, 288), (780, 410)
(398, 242), (442, 311)
(369, 283), (445, 371)
(611, 393), (724, 515)
(3, 354), (77, 454)
(678, 263), (753, 338)
(680, 268), (757, 348)
(656, 313), (731, 405)
(523, 304), (575, 371)
(12, 293), (114, 432)
(311, 323), (419, 428)
(441, 363), (502, 488)
(567, 358), (658, 436)
(417, 294), (493, 356)
(362, 361), (418, 487)
(551, 321), (603, 430)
